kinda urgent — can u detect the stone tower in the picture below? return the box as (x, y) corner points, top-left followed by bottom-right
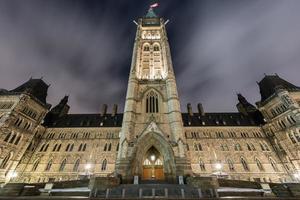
(115, 8), (191, 182)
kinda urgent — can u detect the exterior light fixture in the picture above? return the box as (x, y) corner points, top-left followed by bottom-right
(7, 171), (18, 179)
(150, 155), (156, 161)
(85, 163), (91, 170)
(215, 163), (222, 170)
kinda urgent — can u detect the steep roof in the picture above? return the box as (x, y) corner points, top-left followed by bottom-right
(142, 8), (160, 26)
(44, 113), (123, 128)
(44, 112), (260, 128)
(258, 74), (300, 102)
(145, 8), (158, 18)
(182, 112), (259, 127)
(10, 78), (49, 104)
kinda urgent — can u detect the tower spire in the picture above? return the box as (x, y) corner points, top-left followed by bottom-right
(145, 3), (159, 18)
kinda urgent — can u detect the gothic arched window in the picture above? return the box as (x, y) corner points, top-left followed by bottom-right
(82, 144), (87, 151)
(146, 91), (159, 113)
(289, 132), (297, 143)
(4, 132), (11, 142)
(227, 159), (235, 171)
(59, 159), (67, 172)
(234, 143), (242, 151)
(199, 159), (205, 171)
(45, 160), (52, 171)
(101, 159), (107, 171)
(154, 45), (160, 51)
(269, 157), (279, 171)
(9, 133), (16, 144)
(241, 157), (249, 171)
(143, 45), (150, 51)
(255, 158), (264, 171)
(53, 144), (58, 151)
(32, 160), (40, 171)
(0, 152), (12, 169)
(73, 159), (80, 172)
(14, 135), (21, 145)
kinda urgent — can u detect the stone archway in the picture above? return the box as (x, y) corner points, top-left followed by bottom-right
(131, 131), (176, 181)
(142, 146), (164, 180)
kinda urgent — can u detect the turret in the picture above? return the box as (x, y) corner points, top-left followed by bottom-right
(43, 95), (70, 125)
(236, 93), (264, 124)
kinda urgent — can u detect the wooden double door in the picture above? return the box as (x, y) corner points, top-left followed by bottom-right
(142, 165), (164, 180)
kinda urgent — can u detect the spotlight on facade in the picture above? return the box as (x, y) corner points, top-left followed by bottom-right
(7, 171), (18, 179)
(85, 163), (91, 170)
(215, 163), (223, 170)
(293, 171), (300, 181)
(150, 155), (156, 161)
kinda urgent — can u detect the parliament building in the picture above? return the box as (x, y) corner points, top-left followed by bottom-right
(0, 9), (300, 185)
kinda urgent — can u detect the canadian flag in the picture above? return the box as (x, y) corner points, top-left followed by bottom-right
(150, 3), (159, 8)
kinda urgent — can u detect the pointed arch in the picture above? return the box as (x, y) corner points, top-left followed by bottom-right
(4, 132), (11, 142)
(9, 133), (17, 144)
(0, 152), (13, 169)
(234, 143), (242, 151)
(227, 158), (235, 171)
(269, 157), (279, 171)
(32, 159), (40, 171)
(255, 158), (264, 171)
(59, 159), (67, 171)
(145, 90), (159, 113)
(101, 159), (107, 171)
(131, 131), (176, 179)
(73, 159), (80, 172)
(199, 159), (205, 171)
(14, 134), (21, 145)
(241, 157), (249, 171)
(45, 159), (52, 171)
(140, 87), (165, 102)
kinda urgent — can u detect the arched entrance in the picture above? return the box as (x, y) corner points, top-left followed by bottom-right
(142, 146), (164, 180)
(131, 130), (176, 182)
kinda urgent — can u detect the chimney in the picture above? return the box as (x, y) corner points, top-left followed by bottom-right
(101, 104), (108, 116)
(112, 104), (118, 117)
(187, 103), (193, 116)
(197, 103), (205, 116)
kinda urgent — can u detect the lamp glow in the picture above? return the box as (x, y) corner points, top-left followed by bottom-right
(150, 155), (156, 161)
(215, 163), (222, 170)
(85, 164), (91, 170)
(7, 171), (18, 179)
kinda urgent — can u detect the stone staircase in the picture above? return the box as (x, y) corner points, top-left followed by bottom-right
(93, 183), (217, 199)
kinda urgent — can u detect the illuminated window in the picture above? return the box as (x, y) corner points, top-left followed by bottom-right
(143, 159), (151, 165)
(155, 159), (162, 165)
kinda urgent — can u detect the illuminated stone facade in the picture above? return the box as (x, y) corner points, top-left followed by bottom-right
(0, 9), (299, 184)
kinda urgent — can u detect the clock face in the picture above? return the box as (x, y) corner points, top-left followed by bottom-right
(142, 30), (160, 40)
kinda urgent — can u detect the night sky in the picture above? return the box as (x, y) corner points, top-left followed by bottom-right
(1, 0), (300, 113)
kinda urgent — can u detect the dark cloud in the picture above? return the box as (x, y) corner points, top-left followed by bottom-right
(0, 0), (300, 113)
